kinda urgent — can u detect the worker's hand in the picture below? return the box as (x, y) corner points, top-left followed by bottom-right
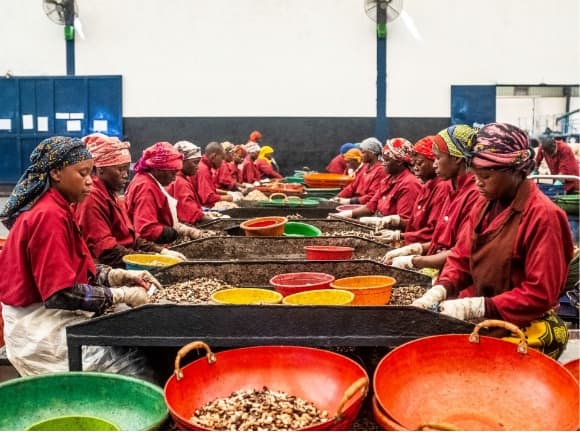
(411, 284), (447, 309)
(390, 255), (417, 270)
(227, 191), (244, 202)
(108, 268), (162, 291)
(439, 297), (485, 320)
(328, 210), (353, 219)
(377, 214), (400, 229)
(337, 198), (351, 205)
(383, 243), (423, 262)
(373, 229), (400, 242)
(160, 248), (187, 261)
(329, 196), (340, 203)
(253, 181), (261, 187)
(359, 216), (382, 227)
(110, 287), (149, 307)
(176, 223), (203, 239)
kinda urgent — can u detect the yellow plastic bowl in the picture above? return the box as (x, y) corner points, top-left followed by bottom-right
(330, 275), (396, 306)
(122, 254), (181, 271)
(211, 288), (283, 305)
(282, 289), (354, 306)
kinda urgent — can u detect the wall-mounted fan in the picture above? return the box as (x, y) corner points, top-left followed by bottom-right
(42, 0), (84, 39)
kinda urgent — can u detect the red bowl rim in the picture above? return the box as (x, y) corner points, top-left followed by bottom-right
(269, 272), (335, 288)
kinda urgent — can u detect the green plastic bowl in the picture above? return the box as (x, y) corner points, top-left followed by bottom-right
(283, 221), (322, 237)
(553, 194), (579, 214)
(0, 372), (168, 431)
(26, 415), (119, 431)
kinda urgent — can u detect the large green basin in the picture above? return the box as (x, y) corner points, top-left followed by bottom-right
(0, 372), (167, 431)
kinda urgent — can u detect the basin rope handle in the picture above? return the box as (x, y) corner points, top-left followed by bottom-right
(174, 341), (216, 381)
(418, 423), (458, 431)
(269, 193), (288, 202)
(333, 376), (369, 423)
(469, 319), (528, 355)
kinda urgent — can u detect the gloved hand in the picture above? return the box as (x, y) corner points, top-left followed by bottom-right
(227, 191), (244, 202)
(373, 229), (401, 242)
(377, 214), (400, 229)
(160, 248), (187, 261)
(359, 216), (383, 227)
(329, 196), (340, 203)
(110, 287), (149, 307)
(108, 268), (163, 291)
(390, 255), (417, 269)
(328, 210), (353, 219)
(383, 243), (423, 262)
(411, 284), (447, 309)
(337, 197), (351, 205)
(175, 223), (203, 239)
(253, 181), (261, 187)
(439, 297), (485, 320)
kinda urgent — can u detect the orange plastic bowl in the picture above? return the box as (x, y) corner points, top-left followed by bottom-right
(269, 272), (335, 297)
(303, 173), (353, 189)
(330, 275), (395, 305)
(239, 216), (288, 237)
(564, 359), (580, 383)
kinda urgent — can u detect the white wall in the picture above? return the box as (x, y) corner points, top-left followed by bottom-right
(1, 0), (579, 118)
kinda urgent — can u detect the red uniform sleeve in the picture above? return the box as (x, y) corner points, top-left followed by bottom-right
(168, 177), (204, 224)
(326, 155), (346, 174)
(130, 184), (167, 242)
(535, 146), (544, 165)
(216, 163), (237, 190)
(338, 174), (360, 198)
(404, 180), (452, 244)
(358, 166), (386, 204)
(395, 182), (421, 221)
(242, 159), (259, 183)
(196, 170), (222, 207)
(75, 191), (119, 259)
(256, 159), (282, 179)
(557, 144), (580, 192)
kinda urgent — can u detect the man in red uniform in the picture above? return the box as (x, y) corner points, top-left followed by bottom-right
(336, 143), (385, 205)
(368, 135), (452, 244)
(384, 125), (480, 270)
(215, 141), (238, 191)
(125, 142), (202, 244)
(535, 136), (580, 193)
(413, 123), (573, 359)
(75, 134), (185, 268)
(326, 143), (357, 174)
(333, 137), (421, 221)
(195, 141), (241, 208)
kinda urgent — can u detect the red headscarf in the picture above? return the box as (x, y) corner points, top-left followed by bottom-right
(133, 142), (183, 173)
(249, 130), (262, 142)
(83, 133), (131, 167)
(412, 136), (437, 161)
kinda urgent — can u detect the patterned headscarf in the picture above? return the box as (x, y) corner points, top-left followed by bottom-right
(1, 136), (92, 228)
(412, 136), (437, 161)
(83, 133), (131, 167)
(221, 141), (235, 153)
(133, 142), (183, 173)
(472, 122), (535, 172)
(174, 140), (201, 160)
(343, 148), (362, 163)
(340, 143), (356, 154)
(246, 143), (261, 154)
(233, 145), (247, 158)
(384, 138), (414, 163)
(435, 125), (478, 159)
(249, 130), (262, 142)
(360, 137), (384, 161)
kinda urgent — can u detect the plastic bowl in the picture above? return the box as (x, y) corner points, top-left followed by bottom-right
(336, 204), (362, 212)
(303, 173), (354, 189)
(563, 359), (579, 383)
(122, 254), (182, 271)
(240, 216), (288, 237)
(210, 288), (283, 305)
(330, 275), (396, 305)
(283, 221), (322, 237)
(304, 245), (355, 260)
(269, 272), (336, 297)
(282, 289), (355, 306)
(26, 415), (120, 431)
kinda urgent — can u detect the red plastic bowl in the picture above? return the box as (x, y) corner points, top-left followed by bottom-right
(336, 204), (362, 212)
(269, 272), (336, 297)
(304, 245), (355, 261)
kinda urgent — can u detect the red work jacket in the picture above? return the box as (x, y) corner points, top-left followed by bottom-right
(241, 156), (261, 184)
(215, 162), (237, 191)
(166, 172), (204, 224)
(125, 172), (174, 242)
(255, 159), (282, 179)
(75, 176), (136, 259)
(338, 162), (386, 204)
(195, 156), (222, 207)
(535, 140), (580, 192)
(365, 169), (422, 221)
(0, 189), (95, 306)
(326, 154), (347, 174)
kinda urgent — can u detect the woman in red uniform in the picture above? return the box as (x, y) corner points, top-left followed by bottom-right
(412, 123), (573, 359)
(125, 142), (202, 244)
(241, 143), (262, 184)
(384, 125), (480, 270)
(369, 135), (452, 244)
(0, 136), (160, 376)
(75, 134), (185, 268)
(255, 146), (282, 180)
(334, 138), (421, 222)
(215, 141), (238, 191)
(326, 143), (357, 174)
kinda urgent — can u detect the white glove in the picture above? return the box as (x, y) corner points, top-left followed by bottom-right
(359, 216), (383, 227)
(253, 181), (261, 187)
(110, 287), (149, 307)
(108, 268), (163, 291)
(383, 243), (423, 262)
(373, 229), (401, 242)
(378, 215), (401, 229)
(411, 284), (447, 309)
(329, 210), (353, 219)
(228, 191), (243, 202)
(176, 223), (203, 239)
(439, 297), (485, 320)
(338, 198), (351, 205)
(390, 255), (417, 270)
(160, 248), (187, 261)
(329, 197), (340, 203)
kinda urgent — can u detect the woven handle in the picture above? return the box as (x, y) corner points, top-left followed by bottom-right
(418, 423), (458, 430)
(174, 341), (216, 381)
(269, 193), (287, 202)
(469, 319), (528, 354)
(334, 376), (368, 421)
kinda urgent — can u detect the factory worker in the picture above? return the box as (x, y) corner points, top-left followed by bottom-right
(242, 142), (262, 184)
(215, 141), (237, 191)
(383, 125), (480, 270)
(334, 139), (385, 205)
(231, 145), (247, 184)
(535, 135), (580, 193)
(255, 145), (282, 180)
(75, 134), (185, 268)
(333, 138), (421, 221)
(125, 142), (202, 244)
(369, 136), (452, 244)
(343, 148), (363, 176)
(326, 142), (357, 174)
(245, 130), (262, 150)
(0, 136), (158, 376)
(194, 141), (242, 208)
(413, 123), (573, 359)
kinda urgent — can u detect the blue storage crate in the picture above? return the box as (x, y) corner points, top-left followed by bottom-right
(537, 182), (565, 199)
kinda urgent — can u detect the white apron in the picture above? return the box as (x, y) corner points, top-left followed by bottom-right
(150, 173), (179, 229)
